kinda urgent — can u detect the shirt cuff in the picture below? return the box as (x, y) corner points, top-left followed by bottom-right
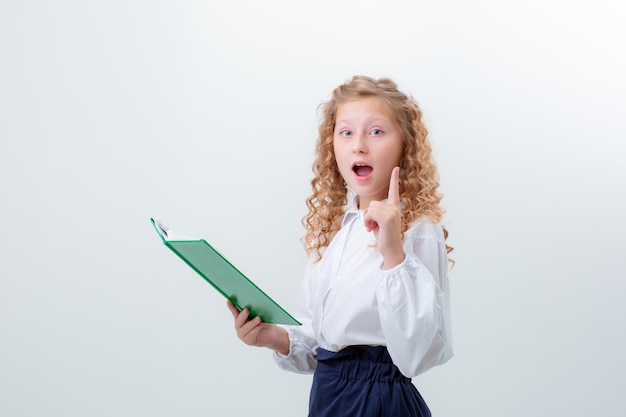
(378, 252), (409, 275)
(273, 326), (295, 359)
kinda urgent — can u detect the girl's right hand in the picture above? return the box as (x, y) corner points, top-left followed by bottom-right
(226, 300), (290, 355)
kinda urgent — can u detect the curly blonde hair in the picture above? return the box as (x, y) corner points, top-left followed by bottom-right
(303, 75), (453, 263)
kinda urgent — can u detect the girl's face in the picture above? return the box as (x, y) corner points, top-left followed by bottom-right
(333, 97), (404, 209)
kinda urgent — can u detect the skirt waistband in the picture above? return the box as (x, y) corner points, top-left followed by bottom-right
(316, 345), (410, 383)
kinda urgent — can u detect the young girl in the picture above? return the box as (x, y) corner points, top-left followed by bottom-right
(227, 75), (453, 416)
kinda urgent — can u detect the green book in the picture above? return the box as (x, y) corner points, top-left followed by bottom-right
(151, 218), (301, 326)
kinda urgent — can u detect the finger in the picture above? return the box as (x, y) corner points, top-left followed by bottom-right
(362, 208), (377, 232)
(241, 319), (263, 344)
(387, 166), (400, 206)
(239, 315), (261, 333)
(364, 219), (378, 232)
(234, 307), (251, 329)
(239, 316), (262, 340)
(226, 300), (241, 319)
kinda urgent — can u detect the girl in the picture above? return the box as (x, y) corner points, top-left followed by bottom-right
(227, 75), (453, 416)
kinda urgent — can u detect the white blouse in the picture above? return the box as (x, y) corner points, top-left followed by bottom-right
(274, 197), (453, 378)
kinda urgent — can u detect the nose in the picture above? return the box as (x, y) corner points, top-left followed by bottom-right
(352, 132), (368, 154)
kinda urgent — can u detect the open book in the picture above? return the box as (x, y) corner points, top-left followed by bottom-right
(151, 218), (301, 325)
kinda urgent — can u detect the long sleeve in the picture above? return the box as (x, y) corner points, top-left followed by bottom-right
(272, 208), (453, 378)
(376, 227), (453, 378)
(273, 262), (319, 373)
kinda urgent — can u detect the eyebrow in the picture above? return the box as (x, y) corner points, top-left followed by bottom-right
(335, 117), (391, 125)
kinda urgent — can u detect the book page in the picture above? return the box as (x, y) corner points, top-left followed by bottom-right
(152, 219), (201, 241)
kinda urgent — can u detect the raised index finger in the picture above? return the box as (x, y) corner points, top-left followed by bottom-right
(387, 166), (400, 206)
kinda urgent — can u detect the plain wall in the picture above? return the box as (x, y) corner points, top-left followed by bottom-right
(1, 1), (625, 416)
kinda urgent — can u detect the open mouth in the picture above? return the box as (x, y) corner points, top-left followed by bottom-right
(352, 163), (373, 178)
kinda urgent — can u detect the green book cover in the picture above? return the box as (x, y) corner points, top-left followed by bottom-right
(151, 218), (301, 326)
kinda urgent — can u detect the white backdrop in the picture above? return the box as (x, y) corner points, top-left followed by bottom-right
(1, 1), (625, 416)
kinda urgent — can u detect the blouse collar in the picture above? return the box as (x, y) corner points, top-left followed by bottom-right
(341, 193), (361, 227)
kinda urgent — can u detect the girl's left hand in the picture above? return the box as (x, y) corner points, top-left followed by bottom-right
(363, 166), (405, 269)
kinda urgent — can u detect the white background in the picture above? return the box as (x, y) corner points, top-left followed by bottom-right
(1, 1), (625, 416)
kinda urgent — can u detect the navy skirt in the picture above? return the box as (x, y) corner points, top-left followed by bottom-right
(309, 346), (431, 417)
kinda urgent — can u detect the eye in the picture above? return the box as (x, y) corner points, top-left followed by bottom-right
(339, 129), (352, 137)
(371, 129), (383, 136)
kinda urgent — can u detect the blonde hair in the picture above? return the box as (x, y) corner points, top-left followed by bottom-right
(303, 75), (453, 263)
